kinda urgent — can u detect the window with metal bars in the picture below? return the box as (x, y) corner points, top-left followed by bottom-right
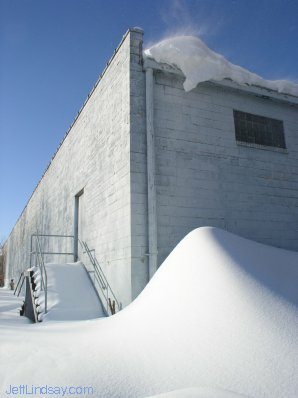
(233, 110), (286, 149)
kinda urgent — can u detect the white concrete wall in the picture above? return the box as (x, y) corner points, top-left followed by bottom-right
(4, 29), (144, 307)
(152, 71), (298, 265)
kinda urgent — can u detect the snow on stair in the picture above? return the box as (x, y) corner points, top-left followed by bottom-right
(40, 262), (105, 321)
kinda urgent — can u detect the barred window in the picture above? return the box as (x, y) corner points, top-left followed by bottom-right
(233, 110), (286, 149)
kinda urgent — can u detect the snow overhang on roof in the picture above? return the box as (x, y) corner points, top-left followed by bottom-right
(143, 36), (298, 106)
(143, 58), (298, 106)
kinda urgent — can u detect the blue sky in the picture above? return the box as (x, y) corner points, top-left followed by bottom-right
(0, 0), (297, 240)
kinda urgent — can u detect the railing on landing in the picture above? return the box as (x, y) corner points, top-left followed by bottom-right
(78, 240), (121, 315)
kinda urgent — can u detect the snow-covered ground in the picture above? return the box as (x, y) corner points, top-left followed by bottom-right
(0, 227), (297, 398)
(144, 36), (298, 96)
(0, 288), (30, 326)
(148, 387), (249, 398)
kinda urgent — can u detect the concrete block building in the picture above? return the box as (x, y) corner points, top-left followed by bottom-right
(4, 28), (298, 307)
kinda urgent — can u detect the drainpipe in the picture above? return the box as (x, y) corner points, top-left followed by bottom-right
(145, 67), (158, 279)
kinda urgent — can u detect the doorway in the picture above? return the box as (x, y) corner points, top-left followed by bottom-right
(74, 189), (84, 261)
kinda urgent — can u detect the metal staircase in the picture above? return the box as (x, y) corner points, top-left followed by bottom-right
(15, 232), (120, 322)
(14, 269), (41, 322)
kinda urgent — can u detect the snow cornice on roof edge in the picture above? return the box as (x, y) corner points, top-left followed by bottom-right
(143, 56), (298, 105)
(143, 57), (298, 106)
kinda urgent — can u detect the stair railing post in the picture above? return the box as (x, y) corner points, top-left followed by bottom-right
(30, 235), (33, 268)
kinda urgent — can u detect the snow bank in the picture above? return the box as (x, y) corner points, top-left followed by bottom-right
(0, 227), (297, 398)
(147, 387), (249, 398)
(144, 36), (298, 96)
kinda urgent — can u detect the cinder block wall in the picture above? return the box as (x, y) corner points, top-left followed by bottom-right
(4, 29), (143, 306)
(153, 71), (298, 265)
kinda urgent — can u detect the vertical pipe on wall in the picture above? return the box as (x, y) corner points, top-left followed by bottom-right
(145, 67), (158, 279)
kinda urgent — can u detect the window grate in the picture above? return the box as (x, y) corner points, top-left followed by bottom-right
(233, 110), (286, 149)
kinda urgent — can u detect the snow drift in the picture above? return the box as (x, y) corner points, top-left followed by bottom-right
(147, 387), (249, 398)
(144, 36), (298, 96)
(0, 227), (297, 398)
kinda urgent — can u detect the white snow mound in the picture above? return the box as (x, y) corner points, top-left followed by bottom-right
(0, 227), (297, 397)
(144, 36), (298, 96)
(147, 387), (249, 397)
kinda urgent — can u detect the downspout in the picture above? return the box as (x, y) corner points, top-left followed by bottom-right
(145, 67), (158, 279)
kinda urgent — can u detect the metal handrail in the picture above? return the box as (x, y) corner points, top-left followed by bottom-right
(31, 234), (74, 238)
(78, 240), (120, 315)
(30, 234), (75, 266)
(14, 272), (25, 296)
(31, 251), (74, 256)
